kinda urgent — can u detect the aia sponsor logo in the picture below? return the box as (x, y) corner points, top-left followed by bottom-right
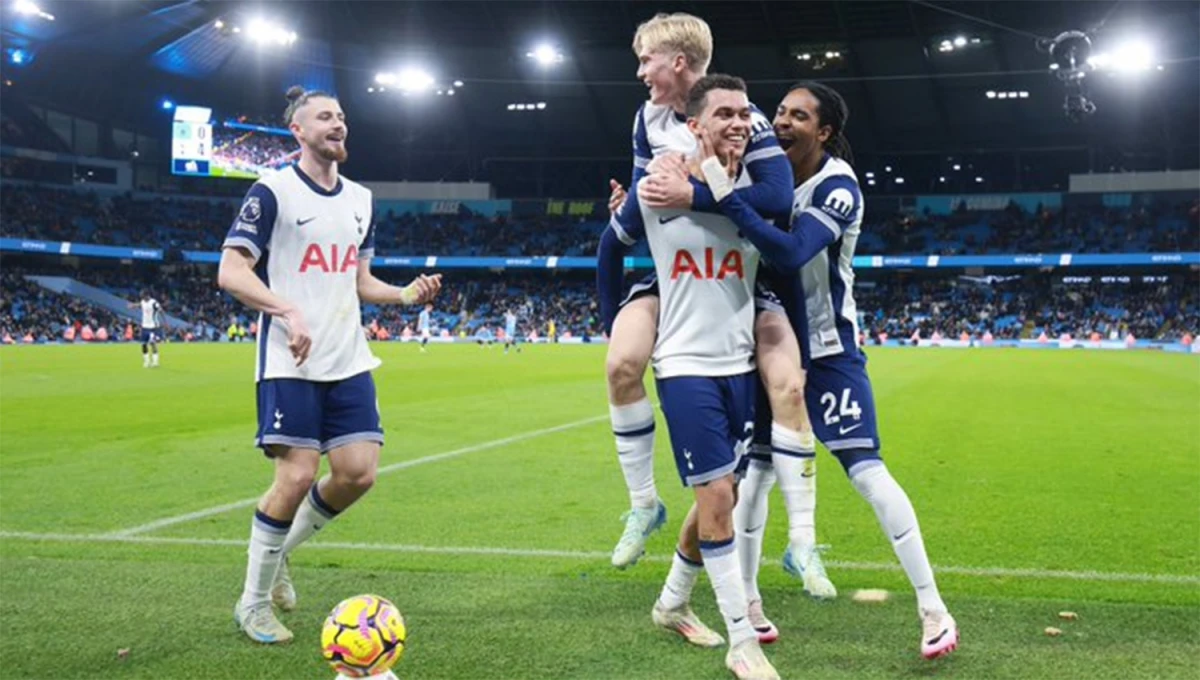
(299, 243), (358, 273)
(670, 248), (744, 280)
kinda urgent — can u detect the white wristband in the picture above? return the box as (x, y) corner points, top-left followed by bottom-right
(399, 285), (417, 305)
(700, 156), (734, 202)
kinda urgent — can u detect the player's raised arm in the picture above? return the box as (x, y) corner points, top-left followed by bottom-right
(356, 259), (441, 306)
(701, 139), (859, 271)
(353, 207), (441, 305)
(640, 108), (791, 218)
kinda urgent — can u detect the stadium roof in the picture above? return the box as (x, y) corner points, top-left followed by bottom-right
(3, 1), (1198, 196)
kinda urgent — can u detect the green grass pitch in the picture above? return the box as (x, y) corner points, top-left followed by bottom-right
(1, 343), (1197, 679)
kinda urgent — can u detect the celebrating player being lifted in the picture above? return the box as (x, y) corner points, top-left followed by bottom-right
(599, 14), (835, 615)
(218, 86), (442, 645)
(606, 73), (780, 680)
(700, 81), (959, 660)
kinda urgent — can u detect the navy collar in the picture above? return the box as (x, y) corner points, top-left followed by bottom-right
(292, 164), (343, 197)
(673, 110), (687, 123)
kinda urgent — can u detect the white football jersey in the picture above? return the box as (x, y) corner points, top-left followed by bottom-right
(139, 299), (161, 328)
(793, 156), (865, 359)
(617, 169), (759, 379)
(223, 165), (381, 382)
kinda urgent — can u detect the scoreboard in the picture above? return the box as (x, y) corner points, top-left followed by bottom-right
(171, 106), (214, 177)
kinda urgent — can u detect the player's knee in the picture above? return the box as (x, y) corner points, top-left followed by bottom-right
(768, 373), (804, 410)
(276, 465), (317, 498)
(836, 448), (884, 479)
(333, 465), (376, 494)
(605, 349), (646, 393)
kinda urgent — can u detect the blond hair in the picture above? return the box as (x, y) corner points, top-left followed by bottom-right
(632, 13), (713, 74)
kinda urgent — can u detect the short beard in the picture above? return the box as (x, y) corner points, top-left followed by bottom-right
(315, 144), (348, 164)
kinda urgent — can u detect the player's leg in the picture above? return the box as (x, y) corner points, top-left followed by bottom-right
(756, 309), (836, 600)
(652, 502), (724, 648)
(606, 284), (666, 569)
(734, 450), (778, 642)
(149, 333), (159, 367)
(733, 374), (778, 641)
(814, 355), (957, 659)
(235, 378), (324, 643)
(141, 330), (150, 367)
(658, 374), (777, 679)
(274, 372), (385, 605)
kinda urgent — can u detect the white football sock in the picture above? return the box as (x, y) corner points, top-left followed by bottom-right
(657, 550), (703, 611)
(769, 422), (817, 548)
(279, 483), (340, 556)
(610, 399), (657, 509)
(151, 352), (159, 366)
(849, 461), (947, 613)
(733, 456), (775, 603)
(700, 538), (756, 647)
(240, 510), (290, 608)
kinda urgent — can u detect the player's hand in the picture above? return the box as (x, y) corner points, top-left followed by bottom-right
(639, 171), (693, 209)
(697, 128), (741, 179)
(607, 179), (627, 215)
(646, 152), (689, 179)
(401, 273), (442, 305)
(281, 309), (312, 367)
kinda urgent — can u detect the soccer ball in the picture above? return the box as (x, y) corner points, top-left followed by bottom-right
(320, 594), (407, 678)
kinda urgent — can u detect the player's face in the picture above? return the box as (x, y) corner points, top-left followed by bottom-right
(691, 89), (752, 161)
(292, 97), (348, 163)
(636, 47), (686, 105)
(772, 88), (830, 164)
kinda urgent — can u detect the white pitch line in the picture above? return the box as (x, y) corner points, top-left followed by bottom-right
(2, 530), (1197, 586)
(103, 414), (609, 538)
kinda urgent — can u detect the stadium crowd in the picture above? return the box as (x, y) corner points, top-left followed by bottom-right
(2, 181), (1197, 345)
(857, 274), (1198, 342)
(3, 181), (1196, 258)
(2, 260), (1195, 346)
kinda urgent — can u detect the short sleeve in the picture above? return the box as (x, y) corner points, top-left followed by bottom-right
(222, 183), (278, 262)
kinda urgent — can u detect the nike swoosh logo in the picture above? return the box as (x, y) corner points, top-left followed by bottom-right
(800, 471), (816, 478)
(732, 617), (746, 624)
(892, 528), (913, 542)
(743, 524), (763, 535)
(838, 423), (864, 435)
(297, 217), (316, 226)
(658, 215), (683, 224)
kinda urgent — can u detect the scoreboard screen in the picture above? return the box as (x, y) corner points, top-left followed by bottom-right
(170, 105), (298, 180)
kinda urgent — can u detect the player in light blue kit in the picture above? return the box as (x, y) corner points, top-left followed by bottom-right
(607, 74), (780, 680)
(503, 309), (521, 354)
(219, 86), (442, 644)
(705, 81), (958, 660)
(417, 303), (433, 352)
